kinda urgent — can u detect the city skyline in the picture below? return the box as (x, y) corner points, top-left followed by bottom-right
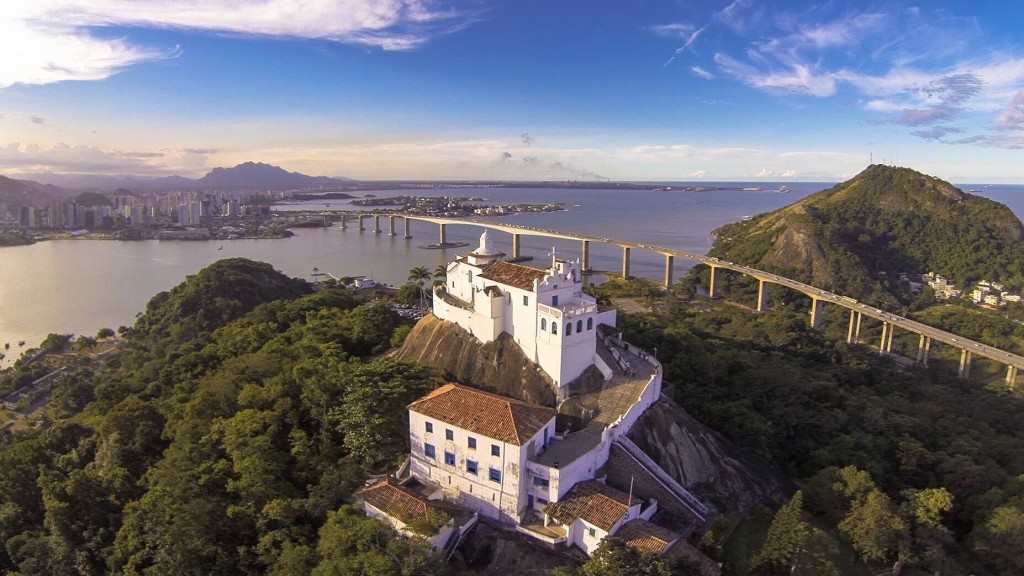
(3, 0), (1024, 183)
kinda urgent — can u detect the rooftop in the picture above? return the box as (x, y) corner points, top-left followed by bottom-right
(478, 260), (548, 291)
(358, 478), (434, 523)
(543, 480), (637, 531)
(616, 519), (681, 555)
(408, 383), (556, 445)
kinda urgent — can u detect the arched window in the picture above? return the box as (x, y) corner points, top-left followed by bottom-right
(552, 323), (558, 335)
(587, 317), (593, 330)
(576, 320), (583, 333)
(541, 318), (547, 330)
(566, 322), (572, 335)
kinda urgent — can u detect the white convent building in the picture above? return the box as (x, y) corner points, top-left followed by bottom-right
(432, 231), (616, 395)
(357, 232), (714, 567)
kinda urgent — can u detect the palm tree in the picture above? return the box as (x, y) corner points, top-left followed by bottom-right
(433, 264), (447, 287)
(408, 266), (431, 287)
(408, 266), (432, 307)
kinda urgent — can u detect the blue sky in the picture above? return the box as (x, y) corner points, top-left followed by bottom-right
(2, 0), (1024, 182)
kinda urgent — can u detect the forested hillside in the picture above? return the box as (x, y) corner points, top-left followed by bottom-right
(710, 165), (1024, 306)
(5, 259), (1024, 576)
(0, 259), (445, 575)
(590, 278), (1024, 575)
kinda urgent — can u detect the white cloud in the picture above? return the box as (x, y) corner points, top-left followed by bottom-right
(797, 13), (885, 49)
(0, 141), (213, 175)
(998, 91), (1024, 130)
(648, 23), (694, 39)
(0, 137), (874, 181)
(714, 53), (836, 97)
(0, 1), (472, 88)
(690, 65), (715, 80)
(755, 168), (797, 178)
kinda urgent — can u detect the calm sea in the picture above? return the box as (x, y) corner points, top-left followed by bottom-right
(2, 181), (1023, 368)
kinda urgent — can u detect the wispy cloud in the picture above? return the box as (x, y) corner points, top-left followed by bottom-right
(714, 53), (836, 97)
(716, 0), (759, 33)
(0, 1), (476, 88)
(647, 23), (694, 40)
(0, 142), (214, 175)
(910, 125), (964, 141)
(29, 115), (46, 125)
(997, 91), (1024, 130)
(690, 65), (715, 80)
(659, 3), (1024, 150)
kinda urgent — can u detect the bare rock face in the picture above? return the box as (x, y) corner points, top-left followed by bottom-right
(627, 397), (790, 513)
(396, 314), (557, 407)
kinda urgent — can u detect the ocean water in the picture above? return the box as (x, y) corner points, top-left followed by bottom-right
(2, 181), (1022, 368)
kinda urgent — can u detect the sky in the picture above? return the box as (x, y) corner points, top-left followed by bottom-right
(1, 0), (1024, 183)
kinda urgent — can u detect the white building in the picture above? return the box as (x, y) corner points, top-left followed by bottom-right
(358, 478), (476, 551)
(432, 231), (616, 394)
(360, 232), (711, 563)
(408, 383), (557, 522)
(542, 480), (657, 556)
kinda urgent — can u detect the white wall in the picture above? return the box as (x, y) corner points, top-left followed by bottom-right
(364, 502), (456, 551)
(409, 409), (555, 523)
(570, 519), (608, 556)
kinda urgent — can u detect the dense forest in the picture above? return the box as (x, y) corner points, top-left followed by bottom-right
(591, 277), (1024, 575)
(0, 259), (448, 575)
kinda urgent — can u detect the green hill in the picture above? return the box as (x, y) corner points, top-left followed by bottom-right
(709, 165), (1024, 305)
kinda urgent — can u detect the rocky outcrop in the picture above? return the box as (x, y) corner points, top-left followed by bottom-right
(627, 397), (790, 514)
(396, 314), (557, 407)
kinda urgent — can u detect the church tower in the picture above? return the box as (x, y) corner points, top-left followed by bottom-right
(466, 230), (505, 266)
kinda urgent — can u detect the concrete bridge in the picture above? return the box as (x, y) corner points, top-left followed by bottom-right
(338, 212), (1024, 387)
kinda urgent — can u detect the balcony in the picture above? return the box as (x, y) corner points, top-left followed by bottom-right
(537, 296), (598, 319)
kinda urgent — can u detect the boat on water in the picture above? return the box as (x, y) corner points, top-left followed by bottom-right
(218, 245), (224, 250)
(18, 341), (25, 347)
(779, 185), (792, 193)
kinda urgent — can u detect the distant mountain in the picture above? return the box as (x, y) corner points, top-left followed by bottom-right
(709, 165), (1024, 305)
(195, 161), (351, 189)
(0, 175), (72, 207)
(11, 162), (352, 192)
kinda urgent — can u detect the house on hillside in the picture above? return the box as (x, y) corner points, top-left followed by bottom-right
(540, 480), (655, 555)
(358, 478), (477, 551)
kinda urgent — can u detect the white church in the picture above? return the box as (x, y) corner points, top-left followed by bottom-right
(431, 230), (617, 395)
(358, 232), (713, 567)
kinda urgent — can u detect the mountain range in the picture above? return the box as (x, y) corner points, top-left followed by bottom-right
(0, 175), (75, 207)
(4, 162), (353, 200)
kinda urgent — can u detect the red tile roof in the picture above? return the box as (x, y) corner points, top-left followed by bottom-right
(358, 479), (433, 522)
(544, 481), (637, 531)
(478, 261), (548, 291)
(616, 519), (680, 555)
(408, 383), (556, 445)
